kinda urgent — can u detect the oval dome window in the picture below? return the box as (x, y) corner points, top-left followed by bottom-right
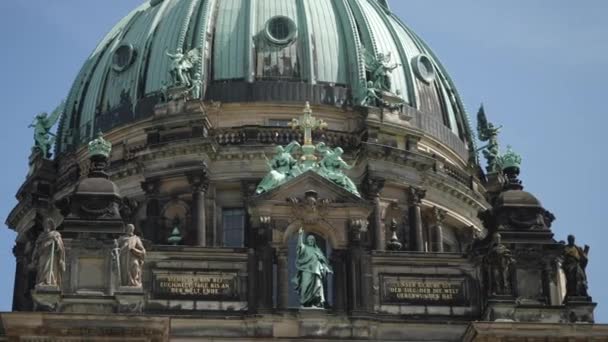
(412, 54), (436, 84)
(112, 44), (137, 72)
(265, 16), (297, 45)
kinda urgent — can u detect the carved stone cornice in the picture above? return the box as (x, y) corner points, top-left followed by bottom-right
(408, 186), (426, 206)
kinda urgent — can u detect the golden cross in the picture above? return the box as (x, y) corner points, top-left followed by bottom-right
(290, 102), (327, 146)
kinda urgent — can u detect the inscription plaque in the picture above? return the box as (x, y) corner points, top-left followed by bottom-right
(381, 275), (467, 305)
(153, 271), (239, 300)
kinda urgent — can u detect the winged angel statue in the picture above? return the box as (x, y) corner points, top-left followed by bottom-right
(476, 105), (502, 173)
(256, 141), (302, 194)
(29, 100), (65, 158)
(166, 48), (201, 88)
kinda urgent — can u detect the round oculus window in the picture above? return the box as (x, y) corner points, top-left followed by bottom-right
(412, 54), (436, 84)
(265, 16), (297, 45)
(112, 44), (136, 72)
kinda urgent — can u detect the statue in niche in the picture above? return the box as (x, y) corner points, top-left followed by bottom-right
(484, 233), (514, 296)
(31, 218), (66, 288)
(318, 147), (360, 196)
(189, 72), (203, 99)
(476, 105), (502, 173)
(255, 141), (301, 194)
(562, 235), (590, 298)
(166, 48), (200, 88)
(117, 224), (146, 287)
(29, 101), (64, 158)
(293, 228), (333, 308)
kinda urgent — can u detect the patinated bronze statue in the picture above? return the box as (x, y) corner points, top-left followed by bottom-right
(117, 224), (146, 287)
(476, 105), (502, 173)
(255, 141), (301, 194)
(484, 233), (514, 296)
(166, 48), (200, 87)
(31, 218), (66, 288)
(318, 147), (360, 196)
(29, 101), (64, 158)
(562, 235), (589, 298)
(293, 228), (333, 308)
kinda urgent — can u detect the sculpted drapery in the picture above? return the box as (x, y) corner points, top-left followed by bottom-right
(118, 224), (146, 287)
(32, 219), (66, 288)
(292, 228), (332, 308)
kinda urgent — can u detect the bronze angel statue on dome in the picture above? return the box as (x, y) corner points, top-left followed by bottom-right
(476, 105), (502, 173)
(29, 100), (65, 159)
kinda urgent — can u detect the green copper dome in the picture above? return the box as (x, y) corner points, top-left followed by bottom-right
(57, 0), (473, 159)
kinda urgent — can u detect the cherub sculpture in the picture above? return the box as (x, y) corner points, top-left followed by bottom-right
(29, 101), (64, 158)
(476, 105), (502, 173)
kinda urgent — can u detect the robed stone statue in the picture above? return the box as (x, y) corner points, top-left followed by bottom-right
(484, 233), (514, 296)
(31, 218), (66, 288)
(292, 228), (333, 308)
(117, 224), (146, 287)
(562, 234), (590, 298)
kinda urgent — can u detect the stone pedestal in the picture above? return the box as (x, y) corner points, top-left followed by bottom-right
(115, 286), (145, 314)
(31, 285), (61, 312)
(564, 297), (596, 323)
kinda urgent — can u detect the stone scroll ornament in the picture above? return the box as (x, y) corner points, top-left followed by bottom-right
(31, 218), (66, 288)
(255, 102), (361, 197)
(292, 228), (333, 308)
(117, 224), (146, 288)
(29, 100), (65, 159)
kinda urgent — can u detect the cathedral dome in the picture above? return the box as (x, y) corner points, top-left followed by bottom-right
(56, 0), (473, 160)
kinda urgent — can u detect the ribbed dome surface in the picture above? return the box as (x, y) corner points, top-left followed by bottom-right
(57, 0), (473, 159)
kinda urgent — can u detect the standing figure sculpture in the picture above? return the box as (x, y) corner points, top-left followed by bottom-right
(562, 235), (590, 298)
(255, 141), (301, 194)
(117, 224), (146, 287)
(293, 228), (333, 308)
(318, 147), (360, 196)
(166, 48), (200, 87)
(31, 218), (66, 288)
(484, 233), (514, 296)
(29, 101), (64, 158)
(476, 105), (502, 173)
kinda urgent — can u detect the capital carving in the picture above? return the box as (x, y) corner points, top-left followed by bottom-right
(408, 186), (426, 206)
(433, 207), (447, 225)
(140, 179), (160, 195)
(364, 177), (385, 199)
(350, 218), (369, 242)
(187, 168), (210, 193)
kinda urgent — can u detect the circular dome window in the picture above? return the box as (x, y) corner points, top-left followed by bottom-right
(112, 44), (136, 72)
(412, 54), (436, 84)
(265, 16), (297, 45)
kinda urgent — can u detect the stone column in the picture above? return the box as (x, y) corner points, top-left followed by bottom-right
(433, 207), (446, 253)
(247, 248), (257, 313)
(188, 170), (210, 247)
(366, 178), (385, 251)
(276, 248), (289, 310)
(331, 250), (347, 313)
(12, 242), (30, 311)
(408, 187), (426, 252)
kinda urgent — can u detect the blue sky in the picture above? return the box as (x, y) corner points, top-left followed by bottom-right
(0, 0), (606, 322)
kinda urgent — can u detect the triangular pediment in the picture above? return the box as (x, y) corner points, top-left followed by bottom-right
(252, 170), (366, 204)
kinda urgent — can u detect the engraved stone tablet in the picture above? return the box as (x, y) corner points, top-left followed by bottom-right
(152, 271), (239, 300)
(380, 275), (467, 306)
